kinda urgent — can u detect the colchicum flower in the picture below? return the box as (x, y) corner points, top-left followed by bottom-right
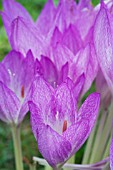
(1, 0), (99, 97)
(94, 2), (113, 96)
(0, 50), (35, 125)
(29, 77), (100, 169)
(94, 2), (113, 169)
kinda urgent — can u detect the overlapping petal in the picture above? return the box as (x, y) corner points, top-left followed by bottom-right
(94, 4), (113, 95)
(1, 0), (33, 39)
(0, 81), (20, 124)
(10, 17), (46, 59)
(3, 0), (33, 22)
(36, 0), (56, 36)
(29, 101), (72, 168)
(0, 50), (35, 124)
(29, 77), (100, 167)
(63, 92), (100, 155)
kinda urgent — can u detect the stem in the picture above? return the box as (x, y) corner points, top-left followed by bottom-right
(30, 162), (36, 170)
(93, 102), (113, 162)
(11, 124), (24, 170)
(82, 117), (97, 164)
(45, 165), (52, 170)
(67, 155), (75, 164)
(103, 135), (111, 159)
(89, 110), (107, 163)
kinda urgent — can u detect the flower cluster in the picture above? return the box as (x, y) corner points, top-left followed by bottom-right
(0, 0), (113, 169)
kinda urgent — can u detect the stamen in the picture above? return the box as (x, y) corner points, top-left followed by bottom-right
(21, 85), (24, 98)
(62, 120), (67, 133)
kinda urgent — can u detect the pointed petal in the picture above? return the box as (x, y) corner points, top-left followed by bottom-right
(2, 50), (35, 99)
(3, 0), (33, 23)
(55, 83), (75, 124)
(69, 44), (90, 82)
(73, 74), (85, 100)
(78, 0), (92, 9)
(37, 125), (72, 168)
(17, 50), (35, 123)
(1, 0), (33, 40)
(0, 81), (20, 124)
(36, 0), (56, 35)
(30, 77), (53, 118)
(94, 6), (113, 95)
(58, 62), (69, 84)
(63, 93), (100, 155)
(50, 27), (62, 48)
(55, 0), (76, 32)
(0, 63), (10, 86)
(40, 56), (58, 87)
(29, 101), (72, 168)
(62, 24), (83, 55)
(2, 50), (24, 97)
(10, 17), (46, 59)
(82, 44), (99, 95)
(51, 43), (75, 71)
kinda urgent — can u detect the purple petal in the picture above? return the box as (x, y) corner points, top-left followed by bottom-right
(55, 0), (76, 32)
(73, 74), (85, 100)
(0, 81), (20, 124)
(61, 24), (83, 55)
(40, 55), (58, 87)
(2, 50), (25, 98)
(30, 77), (53, 119)
(96, 69), (111, 108)
(0, 63), (10, 86)
(29, 101), (72, 168)
(50, 27), (62, 48)
(63, 93), (100, 155)
(58, 62), (69, 85)
(78, 0), (92, 9)
(94, 5), (113, 95)
(49, 43), (75, 71)
(2, 50), (35, 99)
(10, 17), (46, 59)
(1, 50), (35, 124)
(34, 59), (43, 76)
(36, 0), (56, 35)
(69, 44), (90, 82)
(110, 137), (113, 170)
(1, 0), (33, 39)
(54, 83), (75, 124)
(75, 8), (96, 41)
(82, 44), (99, 95)
(17, 50), (35, 123)
(3, 0), (33, 23)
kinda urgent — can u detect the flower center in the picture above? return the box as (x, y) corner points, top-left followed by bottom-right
(62, 120), (67, 132)
(21, 86), (24, 98)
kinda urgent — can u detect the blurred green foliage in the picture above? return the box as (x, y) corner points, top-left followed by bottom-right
(0, 0), (100, 170)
